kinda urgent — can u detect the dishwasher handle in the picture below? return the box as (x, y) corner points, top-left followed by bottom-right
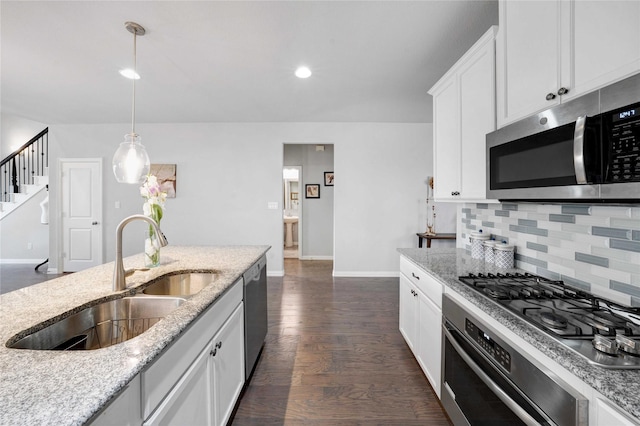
(443, 325), (546, 426)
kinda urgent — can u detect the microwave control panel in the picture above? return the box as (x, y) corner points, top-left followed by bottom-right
(606, 102), (640, 182)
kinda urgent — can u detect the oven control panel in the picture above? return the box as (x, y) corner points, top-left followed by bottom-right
(466, 319), (511, 371)
(605, 101), (640, 183)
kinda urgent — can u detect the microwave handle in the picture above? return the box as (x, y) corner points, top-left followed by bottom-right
(574, 115), (588, 184)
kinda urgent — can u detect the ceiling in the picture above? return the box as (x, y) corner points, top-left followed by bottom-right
(1, 1), (497, 125)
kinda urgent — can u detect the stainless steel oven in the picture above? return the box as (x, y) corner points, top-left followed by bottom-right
(441, 294), (589, 426)
(486, 72), (640, 202)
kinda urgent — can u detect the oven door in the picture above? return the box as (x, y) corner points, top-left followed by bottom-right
(442, 321), (554, 426)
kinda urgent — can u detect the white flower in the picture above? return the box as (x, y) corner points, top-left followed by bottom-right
(143, 201), (152, 216)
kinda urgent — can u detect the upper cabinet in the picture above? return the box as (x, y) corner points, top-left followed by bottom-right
(429, 26), (498, 202)
(496, 0), (640, 128)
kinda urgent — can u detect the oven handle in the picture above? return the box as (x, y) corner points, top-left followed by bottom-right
(573, 115), (588, 184)
(443, 326), (543, 426)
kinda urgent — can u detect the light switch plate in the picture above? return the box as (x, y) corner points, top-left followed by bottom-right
(267, 202), (278, 209)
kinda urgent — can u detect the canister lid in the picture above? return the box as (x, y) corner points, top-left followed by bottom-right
(494, 242), (514, 252)
(470, 230), (490, 241)
(483, 240), (498, 247)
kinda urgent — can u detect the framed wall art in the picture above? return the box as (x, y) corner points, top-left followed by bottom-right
(150, 164), (177, 198)
(305, 184), (320, 199)
(324, 171), (334, 186)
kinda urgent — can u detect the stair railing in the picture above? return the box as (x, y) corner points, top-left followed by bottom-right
(0, 128), (49, 202)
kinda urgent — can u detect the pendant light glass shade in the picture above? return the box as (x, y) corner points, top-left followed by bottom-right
(112, 133), (150, 184)
(113, 21), (149, 184)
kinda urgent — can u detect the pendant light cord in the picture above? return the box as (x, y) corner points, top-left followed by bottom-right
(131, 29), (137, 136)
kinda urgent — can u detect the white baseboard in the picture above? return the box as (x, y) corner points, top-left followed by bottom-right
(46, 268), (59, 274)
(267, 270), (284, 277)
(332, 271), (400, 278)
(0, 258), (46, 264)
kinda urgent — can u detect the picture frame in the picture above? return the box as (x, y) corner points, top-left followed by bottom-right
(324, 171), (334, 186)
(150, 164), (177, 198)
(305, 184), (320, 199)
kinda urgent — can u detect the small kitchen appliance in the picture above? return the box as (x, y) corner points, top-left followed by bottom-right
(486, 73), (640, 202)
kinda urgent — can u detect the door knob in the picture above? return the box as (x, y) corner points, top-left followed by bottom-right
(92, 221), (99, 225)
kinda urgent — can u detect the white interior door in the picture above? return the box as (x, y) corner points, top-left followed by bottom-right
(60, 158), (103, 272)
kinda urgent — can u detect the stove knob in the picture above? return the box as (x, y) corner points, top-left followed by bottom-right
(616, 334), (640, 355)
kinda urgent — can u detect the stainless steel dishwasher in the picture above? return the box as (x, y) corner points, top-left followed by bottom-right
(242, 255), (268, 379)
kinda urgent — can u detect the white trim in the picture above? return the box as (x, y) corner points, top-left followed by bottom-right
(267, 270), (284, 277)
(46, 268), (58, 274)
(300, 255), (333, 261)
(0, 258), (46, 264)
(332, 271), (400, 278)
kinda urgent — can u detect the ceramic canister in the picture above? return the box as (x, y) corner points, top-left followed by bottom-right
(483, 240), (498, 264)
(469, 230), (490, 259)
(494, 242), (515, 269)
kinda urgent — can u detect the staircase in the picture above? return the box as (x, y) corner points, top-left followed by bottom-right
(0, 128), (49, 220)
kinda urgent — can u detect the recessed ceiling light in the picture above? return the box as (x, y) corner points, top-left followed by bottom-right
(119, 68), (140, 79)
(295, 66), (312, 79)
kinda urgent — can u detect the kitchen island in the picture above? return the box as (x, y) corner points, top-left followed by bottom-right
(399, 247), (640, 424)
(0, 245), (269, 426)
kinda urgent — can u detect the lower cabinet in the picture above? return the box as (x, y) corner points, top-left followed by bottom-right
(399, 257), (443, 397)
(144, 303), (245, 426)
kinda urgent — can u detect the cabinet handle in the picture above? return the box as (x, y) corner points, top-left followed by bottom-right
(557, 87), (569, 96)
(412, 272), (420, 280)
(546, 93), (556, 101)
(216, 341), (222, 349)
(210, 348), (217, 357)
(451, 191), (460, 196)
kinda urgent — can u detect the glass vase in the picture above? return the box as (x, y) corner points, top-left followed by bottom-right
(144, 216), (161, 268)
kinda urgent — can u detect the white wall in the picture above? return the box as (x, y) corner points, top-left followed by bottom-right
(284, 144), (334, 259)
(1, 114), (47, 158)
(47, 122), (432, 276)
(0, 189), (49, 262)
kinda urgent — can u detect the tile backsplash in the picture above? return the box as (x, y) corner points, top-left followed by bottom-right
(459, 203), (640, 306)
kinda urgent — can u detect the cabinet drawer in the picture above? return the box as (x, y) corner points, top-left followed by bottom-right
(142, 278), (243, 420)
(400, 257), (443, 307)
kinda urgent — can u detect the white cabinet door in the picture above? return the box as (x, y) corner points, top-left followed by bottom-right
(431, 27), (496, 202)
(212, 304), (245, 426)
(432, 77), (461, 200)
(144, 345), (213, 426)
(416, 289), (442, 398)
(399, 274), (418, 352)
(593, 397), (638, 426)
(496, 0), (562, 127)
(569, 1), (640, 101)
(458, 36), (496, 200)
(91, 376), (142, 426)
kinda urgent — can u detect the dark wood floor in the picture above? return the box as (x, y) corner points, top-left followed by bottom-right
(0, 263), (66, 294)
(232, 259), (451, 425)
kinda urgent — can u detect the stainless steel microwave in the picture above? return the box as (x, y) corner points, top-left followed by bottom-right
(486, 73), (640, 202)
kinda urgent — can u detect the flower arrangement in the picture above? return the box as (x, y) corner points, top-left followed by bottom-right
(140, 174), (167, 267)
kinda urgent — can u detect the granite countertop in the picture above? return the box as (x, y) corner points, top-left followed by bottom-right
(398, 248), (640, 422)
(0, 245), (269, 426)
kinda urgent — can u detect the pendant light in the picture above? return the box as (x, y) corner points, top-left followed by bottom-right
(112, 21), (150, 184)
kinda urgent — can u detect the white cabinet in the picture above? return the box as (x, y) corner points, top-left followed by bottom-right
(496, 0), (640, 127)
(399, 256), (443, 397)
(593, 394), (639, 426)
(145, 304), (244, 426)
(429, 26), (497, 202)
(91, 376), (142, 426)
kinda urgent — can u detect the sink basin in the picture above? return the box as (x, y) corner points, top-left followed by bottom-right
(142, 272), (217, 297)
(7, 296), (185, 351)
(283, 216), (298, 224)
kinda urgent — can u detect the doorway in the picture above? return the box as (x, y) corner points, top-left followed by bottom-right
(283, 144), (334, 270)
(59, 158), (103, 272)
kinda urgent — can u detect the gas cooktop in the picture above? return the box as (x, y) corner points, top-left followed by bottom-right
(458, 272), (640, 369)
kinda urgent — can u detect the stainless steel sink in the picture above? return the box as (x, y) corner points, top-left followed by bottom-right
(142, 272), (217, 297)
(7, 296), (185, 351)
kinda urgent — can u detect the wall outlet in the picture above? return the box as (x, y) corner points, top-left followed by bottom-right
(27, 242), (33, 250)
(267, 202), (278, 210)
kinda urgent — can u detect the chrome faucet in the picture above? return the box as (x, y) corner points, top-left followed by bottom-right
(113, 214), (168, 291)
